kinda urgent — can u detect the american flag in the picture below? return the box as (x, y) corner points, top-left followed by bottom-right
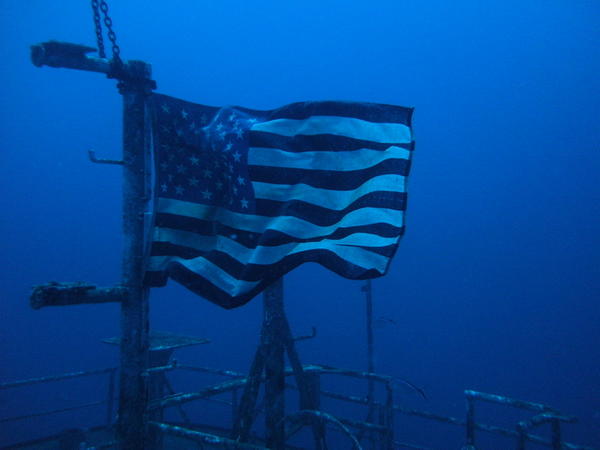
(145, 93), (414, 309)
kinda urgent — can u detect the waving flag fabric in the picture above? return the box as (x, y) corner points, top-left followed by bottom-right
(145, 93), (414, 308)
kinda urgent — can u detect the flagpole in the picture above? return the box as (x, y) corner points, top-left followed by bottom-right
(30, 41), (157, 449)
(117, 61), (155, 450)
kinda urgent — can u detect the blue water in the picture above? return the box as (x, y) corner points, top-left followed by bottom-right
(1, 1), (599, 448)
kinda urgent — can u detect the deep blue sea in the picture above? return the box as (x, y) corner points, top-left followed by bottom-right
(1, 1), (598, 448)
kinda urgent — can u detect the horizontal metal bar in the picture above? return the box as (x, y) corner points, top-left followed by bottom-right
(31, 41), (110, 74)
(148, 421), (266, 449)
(0, 367), (117, 390)
(88, 149), (124, 165)
(0, 400), (105, 423)
(464, 389), (560, 414)
(176, 364), (247, 378)
(302, 364), (393, 383)
(393, 441), (433, 450)
(30, 282), (127, 309)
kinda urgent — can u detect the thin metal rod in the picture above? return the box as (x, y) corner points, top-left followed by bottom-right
(0, 400), (105, 423)
(0, 367), (116, 390)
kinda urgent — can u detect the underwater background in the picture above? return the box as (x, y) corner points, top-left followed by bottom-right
(1, 0), (598, 448)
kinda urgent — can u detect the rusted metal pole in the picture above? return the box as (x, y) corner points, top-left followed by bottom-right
(263, 278), (286, 449)
(106, 369), (117, 425)
(117, 60), (154, 450)
(465, 396), (476, 448)
(361, 280), (376, 448)
(365, 280), (375, 378)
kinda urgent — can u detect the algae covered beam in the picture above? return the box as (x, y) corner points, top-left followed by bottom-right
(30, 282), (127, 309)
(31, 41), (110, 74)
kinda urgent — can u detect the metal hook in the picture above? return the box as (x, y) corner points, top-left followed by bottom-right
(88, 149), (123, 165)
(293, 326), (317, 342)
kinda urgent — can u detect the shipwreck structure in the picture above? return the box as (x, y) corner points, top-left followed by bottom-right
(0, 5), (594, 450)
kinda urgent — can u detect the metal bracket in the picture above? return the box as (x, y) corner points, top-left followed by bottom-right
(88, 149), (124, 165)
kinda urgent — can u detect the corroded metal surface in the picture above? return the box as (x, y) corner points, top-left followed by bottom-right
(30, 282), (126, 309)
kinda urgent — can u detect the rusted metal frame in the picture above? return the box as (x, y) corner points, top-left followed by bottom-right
(0, 367), (116, 389)
(148, 421), (267, 449)
(30, 283), (127, 309)
(0, 400), (106, 424)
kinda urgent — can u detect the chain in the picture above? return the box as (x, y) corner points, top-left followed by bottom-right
(91, 0), (106, 58)
(100, 1), (122, 65)
(91, 0), (122, 65)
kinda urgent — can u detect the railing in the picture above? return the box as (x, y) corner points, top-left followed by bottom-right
(0, 367), (117, 426)
(0, 364), (594, 450)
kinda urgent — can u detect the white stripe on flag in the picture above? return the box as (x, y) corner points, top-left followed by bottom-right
(148, 234), (391, 290)
(177, 257), (260, 296)
(252, 174), (406, 210)
(153, 227), (397, 262)
(248, 146), (410, 171)
(251, 116), (412, 144)
(156, 198), (404, 239)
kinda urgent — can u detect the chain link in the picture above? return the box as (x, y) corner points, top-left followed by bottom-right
(91, 0), (106, 59)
